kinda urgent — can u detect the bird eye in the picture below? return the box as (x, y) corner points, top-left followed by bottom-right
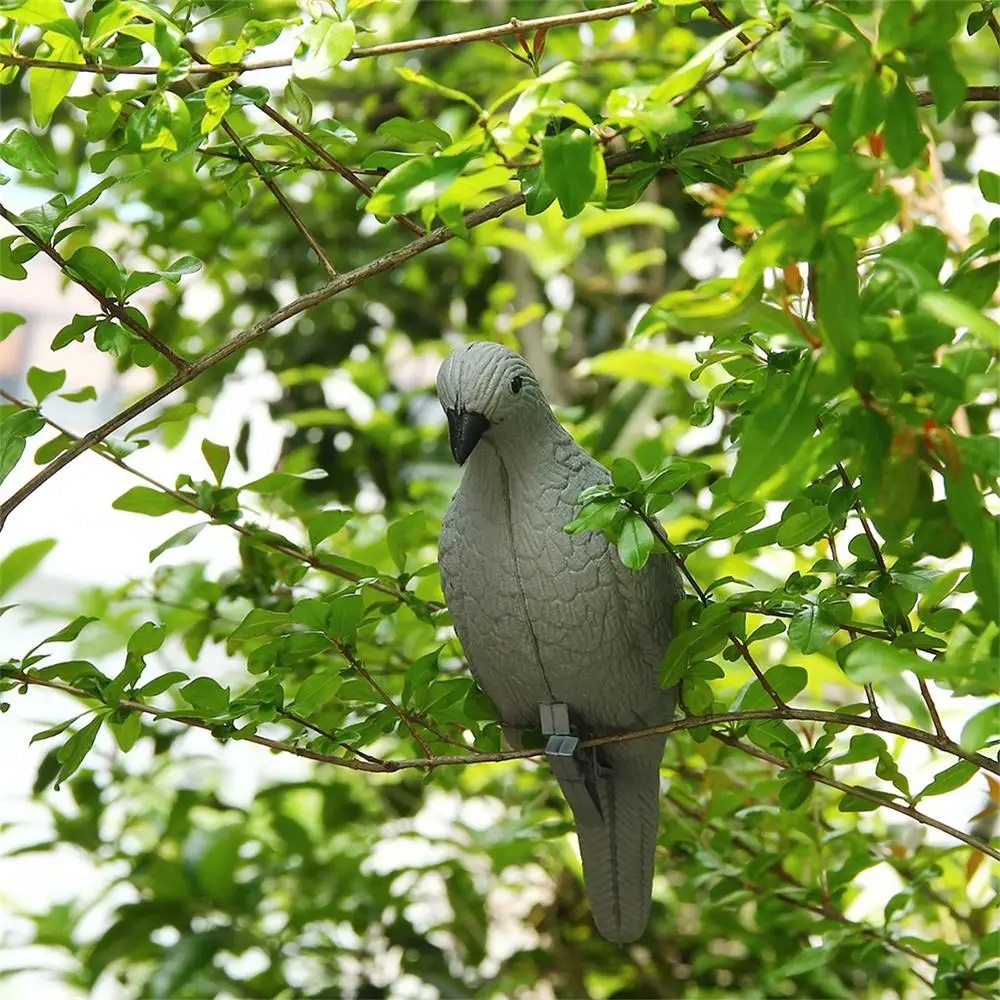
(510, 375), (523, 394)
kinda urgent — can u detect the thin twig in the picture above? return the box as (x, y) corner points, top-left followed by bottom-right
(3, 86), (998, 531)
(256, 104), (425, 237)
(0, 191), (524, 532)
(330, 639), (433, 757)
(178, 40), (426, 238)
(278, 707), (386, 765)
(631, 504), (787, 708)
(197, 147), (386, 177)
(732, 605), (891, 640)
(731, 125), (823, 163)
(0, 204), (189, 371)
(6, 667), (995, 777)
(833, 461), (949, 739)
(0, 1), (660, 77)
(714, 733), (998, 861)
(7, 666), (998, 859)
(218, 119), (337, 278)
(698, 0), (754, 46)
(0, 389), (428, 608)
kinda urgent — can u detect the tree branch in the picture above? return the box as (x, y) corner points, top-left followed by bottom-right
(5, 667), (996, 777)
(714, 733), (999, 862)
(0, 389), (430, 609)
(217, 118), (338, 278)
(0, 204), (189, 371)
(3, 85), (997, 532)
(0, 2), (659, 76)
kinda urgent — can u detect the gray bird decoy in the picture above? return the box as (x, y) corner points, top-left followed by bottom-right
(436, 342), (683, 942)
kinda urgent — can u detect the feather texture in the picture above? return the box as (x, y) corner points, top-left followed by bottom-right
(437, 343), (682, 942)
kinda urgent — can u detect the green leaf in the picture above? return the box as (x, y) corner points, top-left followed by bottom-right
(36, 615), (97, 646)
(787, 604), (838, 654)
(65, 245), (124, 297)
(112, 487), (193, 517)
(201, 75), (235, 135)
(815, 234), (860, 360)
(179, 677), (229, 715)
(0, 538), (56, 598)
(308, 509), (352, 548)
(611, 458), (641, 490)
(135, 671), (188, 698)
(979, 170), (1000, 205)
(839, 637), (927, 684)
(0, 407), (45, 486)
(149, 522), (207, 563)
(703, 502), (765, 540)
(0, 127), (57, 175)
(778, 774), (813, 810)
(883, 78), (927, 169)
(0, 311), (25, 341)
(201, 439), (229, 484)
(229, 609), (291, 641)
(733, 664), (807, 711)
(160, 255), (202, 281)
(916, 760), (978, 800)
(292, 669), (342, 715)
(294, 17), (355, 78)
(386, 510), (425, 572)
(960, 702), (999, 752)
(26, 366), (66, 403)
(755, 78), (843, 146)
(56, 715), (103, 786)
(921, 290), (1000, 346)
(617, 513), (656, 569)
(242, 468), (327, 493)
(731, 363), (817, 499)
(541, 130), (598, 219)
(376, 117), (451, 148)
(367, 151), (475, 216)
(325, 593), (363, 640)
(777, 945), (833, 977)
(776, 507), (830, 547)
(396, 67), (482, 112)
(127, 622), (165, 657)
(29, 32), (83, 127)
(30, 713), (86, 744)
(830, 733), (887, 765)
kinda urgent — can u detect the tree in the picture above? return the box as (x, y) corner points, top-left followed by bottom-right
(1, 0), (998, 996)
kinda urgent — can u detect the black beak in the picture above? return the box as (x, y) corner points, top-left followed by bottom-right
(446, 408), (490, 465)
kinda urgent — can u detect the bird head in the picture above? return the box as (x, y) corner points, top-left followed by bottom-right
(436, 342), (543, 464)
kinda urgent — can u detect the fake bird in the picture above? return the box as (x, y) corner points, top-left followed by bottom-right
(436, 342), (683, 942)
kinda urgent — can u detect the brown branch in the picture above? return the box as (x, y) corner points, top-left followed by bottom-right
(6, 666), (996, 777)
(3, 85), (998, 532)
(630, 503), (787, 708)
(0, 191), (524, 533)
(983, 1), (1000, 46)
(197, 147), (386, 177)
(714, 733), (999, 862)
(0, 1), (660, 78)
(330, 638), (433, 757)
(698, 0), (754, 46)
(731, 125), (823, 163)
(0, 204), (189, 371)
(218, 119), (337, 278)
(256, 104), (425, 237)
(0, 389), (427, 608)
(177, 40), (425, 239)
(278, 707), (386, 765)
(7, 665), (998, 859)
(343, 2), (658, 60)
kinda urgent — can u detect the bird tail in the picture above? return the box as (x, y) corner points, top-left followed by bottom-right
(562, 736), (665, 943)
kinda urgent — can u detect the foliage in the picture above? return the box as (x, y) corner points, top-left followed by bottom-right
(1, 0), (998, 997)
